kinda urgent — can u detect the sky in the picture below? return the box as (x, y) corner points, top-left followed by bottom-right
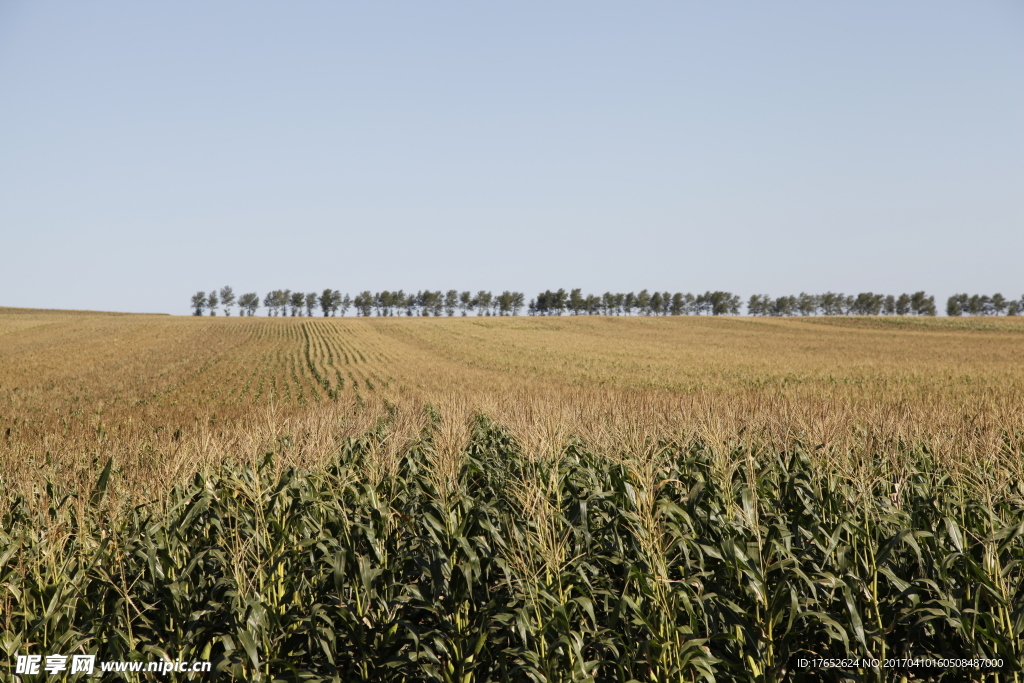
(1, 1), (1022, 315)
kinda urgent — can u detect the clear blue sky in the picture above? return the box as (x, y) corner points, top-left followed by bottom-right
(2, 1), (1022, 314)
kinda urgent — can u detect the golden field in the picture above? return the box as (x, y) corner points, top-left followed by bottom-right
(4, 306), (1024, 680)
(2, 306), (1023, 513)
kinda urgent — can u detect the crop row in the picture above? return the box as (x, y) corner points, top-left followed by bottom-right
(2, 416), (1021, 682)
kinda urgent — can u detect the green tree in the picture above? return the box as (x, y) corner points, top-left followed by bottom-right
(238, 292), (259, 316)
(797, 293), (818, 316)
(219, 286), (235, 316)
(339, 293), (352, 317)
(703, 291), (740, 315)
(623, 292), (636, 315)
(373, 292), (388, 316)
(190, 291), (207, 316)
(318, 289), (335, 316)
(497, 291), (513, 316)
(458, 291), (473, 316)
(910, 291), (936, 316)
(635, 289), (651, 315)
(601, 292), (615, 315)
(747, 295), (769, 316)
(669, 293), (684, 315)
(305, 292), (318, 317)
(693, 292), (711, 315)
(444, 290), (458, 317)
(818, 292), (844, 316)
(206, 289), (219, 316)
(568, 288), (584, 315)
(896, 294), (912, 316)
(288, 291), (304, 316)
(475, 291), (492, 316)
(850, 292), (884, 315)
(649, 291), (663, 316)
(511, 292), (525, 316)
(354, 291), (373, 316)
(772, 295), (796, 317)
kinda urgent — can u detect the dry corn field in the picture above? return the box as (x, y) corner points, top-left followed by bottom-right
(2, 307), (1023, 681)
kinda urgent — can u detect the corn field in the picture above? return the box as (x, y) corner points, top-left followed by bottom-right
(1, 310), (1023, 680)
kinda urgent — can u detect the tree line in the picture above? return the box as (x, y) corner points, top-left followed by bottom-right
(747, 291), (938, 316)
(946, 293), (1023, 316)
(189, 288), (1023, 317)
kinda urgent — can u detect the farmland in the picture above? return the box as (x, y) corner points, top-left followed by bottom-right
(2, 308), (1024, 681)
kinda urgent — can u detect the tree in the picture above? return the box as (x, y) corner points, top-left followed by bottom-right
(305, 292), (318, 317)
(238, 292), (259, 316)
(883, 295), (896, 315)
(946, 294), (965, 317)
(693, 292), (711, 315)
(319, 289), (335, 317)
(263, 292), (276, 316)
(772, 296), (796, 317)
(636, 290), (651, 315)
(797, 293), (818, 316)
(678, 293), (695, 315)
(191, 292), (207, 316)
(511, 292), (525, 316)
(219, 286), (235, 316)
(669, 293), (685, 316)
(910, 291), (936, 316)
(992, 293), (1008, 315)
(338, 293), (352, 317)
(601, 292), (615, 315)
(850, 293), (884, 316)
(497, 291), (513, 316)
(747, 294), (769, 316)
(288, 291), (304, 316)
(372, 291), (386, 316)
(475, 291), (492, 316)
(445, 290), (458, 317)
(533, 289), (567, 316)
(458, 291), (473, 316)
(207, 289), (219, 316)
(649, 292), (663, 316)
(623, 292), (636, 316)
(353, 291), (373, 316)
(818, 292), (844, 316)
(569, 288), (585, 315)
(701, 291), (740, 315)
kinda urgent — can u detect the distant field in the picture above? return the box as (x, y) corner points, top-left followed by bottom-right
(2, 308), (1023, 680)
(3, 307), (1024, 495)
